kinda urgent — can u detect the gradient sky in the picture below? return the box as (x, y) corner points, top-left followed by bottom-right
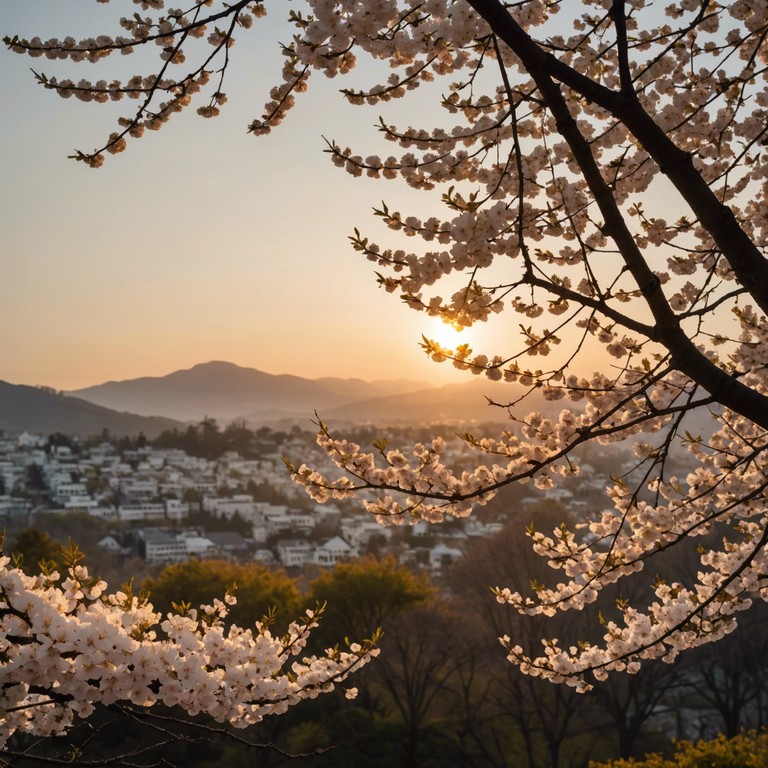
(1, 2), (506, 391)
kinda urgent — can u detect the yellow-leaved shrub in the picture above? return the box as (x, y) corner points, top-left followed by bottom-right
(590, 731), (768, 768)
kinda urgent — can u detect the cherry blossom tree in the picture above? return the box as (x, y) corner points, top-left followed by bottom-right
(5, 0), (768, 694)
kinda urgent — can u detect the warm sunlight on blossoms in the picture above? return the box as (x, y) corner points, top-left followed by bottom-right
(6, 0), (768, 703)
(0, 541), (378, 746)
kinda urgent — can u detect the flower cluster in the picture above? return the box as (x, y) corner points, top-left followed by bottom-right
(288, 347), (767, 689)
(0, 545), (377, 744)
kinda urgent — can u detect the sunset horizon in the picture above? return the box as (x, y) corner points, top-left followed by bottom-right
(1, 2), (505, 397)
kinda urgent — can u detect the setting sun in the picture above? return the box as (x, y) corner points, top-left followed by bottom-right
(421, 316), (478, 352)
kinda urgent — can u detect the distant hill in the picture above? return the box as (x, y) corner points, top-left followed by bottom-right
(322, 379), (554, 426)
(0, 381), (182, 438)
(69, 361), (431, 423)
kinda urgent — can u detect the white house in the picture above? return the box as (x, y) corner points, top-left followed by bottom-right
(178, 532), (216, 558)
(139, 530), (187, 564)
(54, 483), (88, 502)
(264, 508), (316, 537)
(276, 539), (313, 568)
(64, 496), (98, 512)
(17, 432), (46, 449)
(120, 478), (159, 498)
(313, 537), (358, 567)
(88, 506), (118, 521)
(165, 499), (190, 520)
(210, 495), (256, 520)
(118, 502), (165, 522)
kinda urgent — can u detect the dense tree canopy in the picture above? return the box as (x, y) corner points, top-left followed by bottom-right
(5, 0), (768, 708)
(142, 559), (303, 629)
(306, 555), (434, 646)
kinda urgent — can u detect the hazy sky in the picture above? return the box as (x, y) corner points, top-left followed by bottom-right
(1, 2), (504, 390)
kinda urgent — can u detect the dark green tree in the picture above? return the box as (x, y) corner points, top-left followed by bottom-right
(306, 555), (434, 648)
(142, 559), (302, 630)
(11, 528), (62, 573)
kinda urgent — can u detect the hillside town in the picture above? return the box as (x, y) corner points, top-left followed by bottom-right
(0, 425), (641, 574)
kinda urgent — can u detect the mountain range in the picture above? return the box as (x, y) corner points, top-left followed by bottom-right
(2, 361), (719, 440)
(67, 361), (529, 426)
(68, 361), (439, 422)
(0, 361), (529, 437)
